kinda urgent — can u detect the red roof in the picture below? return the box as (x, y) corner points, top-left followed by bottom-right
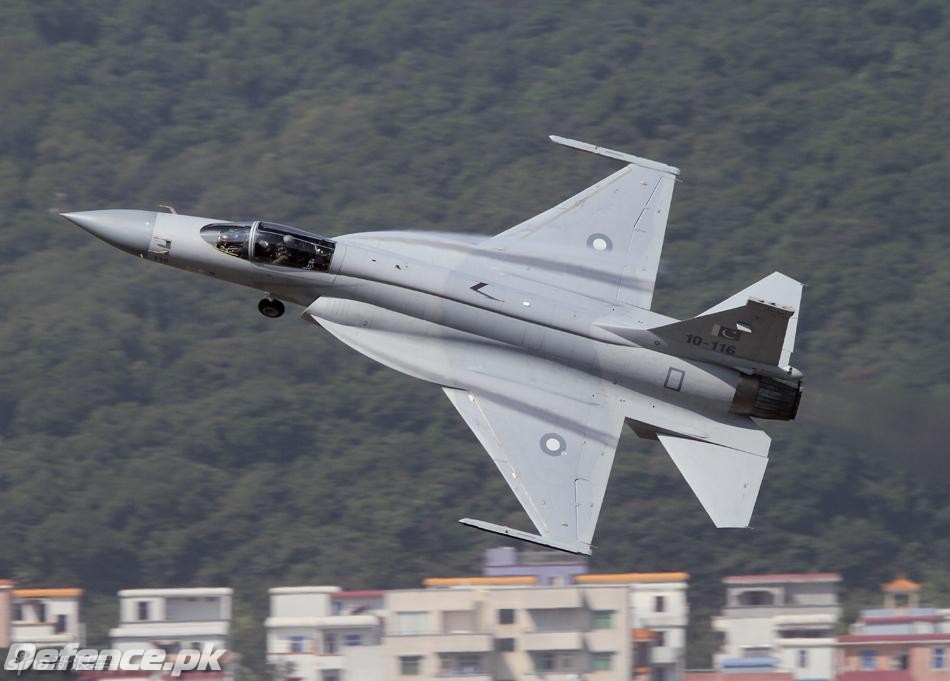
(724, 573), (841, 583)
(685, 673), (793, 681)
(332, 589), (384, 599)
(839, 633), (950, 644)
(862, 615), (940, 624)
(837, 672), (913, 681)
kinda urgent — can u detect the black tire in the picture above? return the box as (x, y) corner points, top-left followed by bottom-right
(258, 298), (285, 318)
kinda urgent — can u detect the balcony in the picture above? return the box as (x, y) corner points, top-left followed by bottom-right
(314, 655), (345, 671)
(651, 647), (678, 665)
(719, 605), (840, 619)
(432, 633), (494, 653)
(109, 620), (229, 639)
(522, 630), (584, 650)
(265, 614), (379, 629)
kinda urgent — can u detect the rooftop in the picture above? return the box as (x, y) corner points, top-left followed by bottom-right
(117, 587), (231, 598)
(882, 576), (920, 592)
(837, 672), (913, 681)
(862, 614), (940, 624)
(269, 586), (340, 595)
(13, 588), (82, 598)
(332, 590), (384, 599)
(723, 573), (841, 584)
(838, 633), (950, 644)
(576, 572), (689, 584)
(423, 576), (537, 587)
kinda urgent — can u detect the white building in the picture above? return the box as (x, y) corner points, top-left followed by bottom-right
(385, 576), (633, 680)
(712, 573), (841, 681)
(109, 587), (232, 653)
(265, 586), (385, 681)
(10, 588), (85, 647)
(576, 572), (690, 681)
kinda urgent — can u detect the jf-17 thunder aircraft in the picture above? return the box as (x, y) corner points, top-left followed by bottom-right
(62, 136), (803, 556)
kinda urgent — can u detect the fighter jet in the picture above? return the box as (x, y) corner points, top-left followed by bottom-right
(61, 136), (803, 555)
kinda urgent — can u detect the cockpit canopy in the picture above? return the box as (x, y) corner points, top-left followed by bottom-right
(200, 221), (335, 272)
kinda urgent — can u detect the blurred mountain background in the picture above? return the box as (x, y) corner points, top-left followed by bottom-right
(1, 0), (948, 674)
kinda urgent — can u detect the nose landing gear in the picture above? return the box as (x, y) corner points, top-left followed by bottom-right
(258, 297), (285, 318)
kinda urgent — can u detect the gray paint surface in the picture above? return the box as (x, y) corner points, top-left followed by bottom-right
(61, 136), (804, 556)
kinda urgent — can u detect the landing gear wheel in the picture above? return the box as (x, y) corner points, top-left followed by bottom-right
(258, 298), (285, 318)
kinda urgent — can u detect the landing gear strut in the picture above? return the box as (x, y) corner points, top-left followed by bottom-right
(258, 297), (285, 318)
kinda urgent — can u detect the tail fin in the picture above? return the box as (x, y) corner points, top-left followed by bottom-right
(651, 272), (803, 368)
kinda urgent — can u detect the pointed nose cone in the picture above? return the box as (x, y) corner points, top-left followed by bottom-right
(61, 209), (157, 256)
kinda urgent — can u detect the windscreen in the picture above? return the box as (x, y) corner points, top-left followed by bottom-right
(251, 222), (335, 272)
(201, 223), (252, 260)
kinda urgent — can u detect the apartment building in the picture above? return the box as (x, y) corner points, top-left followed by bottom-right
(10, 587), (85, 647)
(385, 576), (632, 680)
(712, 573), (841, 681)
(109, 587), (232, 653)
(481, 546), (589, 586)
(576, 572), (690, 681)
(836, 576), (950, 681)
(265, 586), (385, 681)
(477, 546), (691, 681)
(0, 579), (12, 647)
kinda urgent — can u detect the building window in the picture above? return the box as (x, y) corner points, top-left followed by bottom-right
(798, 650), (808, 668)
(893, 652), (909, 670)
(496, 638), (515, 652)
(395, 611), (430, 634)
(498, 609), (515, 625)
(344, 633), (362, 647)
(443, 609), (476, 633)
(533, 652), (576, 672)
(324, 633), (337, 654)
(934, 648), (946, 670)
(321, 672), (339, 681)
(137, 601), (150, 621)
(35, 603), (47, 622)
(655, 595), (666, 612)
(744, 647), (772, 658)
(440, 653), (482, 675)
(592, 652), (614, 671)
(54, 615), (67, 634)
(656, 631), (667, 647)
(399, 656), (421, 675)
(861, 650), (877, 671)
(738, 590), (775, 606)
(592, 610), (614, 629)
(288, 636), (305, 653)
(12, 603), (23, 621)
(653, 666), (666, 681)
(535, 652), (556, 672)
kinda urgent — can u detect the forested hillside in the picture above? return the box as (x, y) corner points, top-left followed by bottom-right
(1, 0), (948, 673)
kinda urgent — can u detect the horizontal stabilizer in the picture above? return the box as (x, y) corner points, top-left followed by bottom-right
(658, 435), (768, 527)
(459, 518), (592, 556)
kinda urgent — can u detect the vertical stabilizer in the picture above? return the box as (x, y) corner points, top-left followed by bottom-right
(700, 272), (803, 366)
